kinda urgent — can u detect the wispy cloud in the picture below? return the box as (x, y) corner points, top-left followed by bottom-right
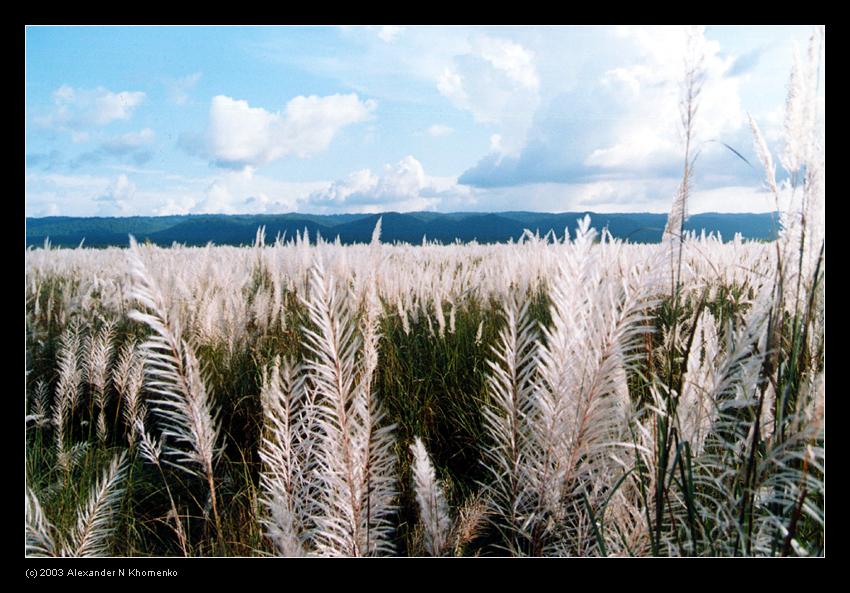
(36, 85), (146, 134)
(727, 48), (763, 77)
(167, 72), (202, 105)
(70, 128), (156, 169)
(426, 124), (454, 137)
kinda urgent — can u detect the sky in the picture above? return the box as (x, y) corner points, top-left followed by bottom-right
(24, 25), (825, 217)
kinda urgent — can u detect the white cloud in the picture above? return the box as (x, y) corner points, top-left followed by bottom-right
(427, 124), (454, 137)
(26, 172), (111, 217)
(437, 68), (467, 103)
(25, 172), (139, 216)
(93, 174), (137, 215)
(92, 90), (146, 126)
(179, 172), (327, 215)
(207, 96), (277, 166)
(460, 25), (761, 196)
(436, 34), (541, 154)
(476, 35), (539, 91)
(198, 93), (377, 169)
(38, 85), (146, 132)
(154, 196), (197, 216)
(584, 130), (680, 170)
(305, 155), (471, 213)
(688, 185), (778, 213)
(453, 179), (776, 215)
(590, 26), (745, 170)
(25, 169), (327, 217)
(193, 180), (237, 214)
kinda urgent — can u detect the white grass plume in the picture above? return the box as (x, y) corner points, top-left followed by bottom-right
(114, 340), (145, 450)
(26, 487), (56, 557)
(480, 291), (538, 549)
(62, 451), (129, 557)
(674, 300), (773, 555)
(258, 355), (309, 557)
(663, 26), (706, 245)
(53, 322), (83, 473)
(127, 236), (223, 533)
(410, 436), (450, 556)
(678, 309), (720, 456)
(137, 421), (162, 466)
(302, 258), (397, 557)
(27, 380), (51, 429)
(530, 216), (656, 553)
(85, 319), (116, 444)
(748, 114), (779, 198)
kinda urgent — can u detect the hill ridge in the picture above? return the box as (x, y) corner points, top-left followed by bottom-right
(25, 211), (780, 248)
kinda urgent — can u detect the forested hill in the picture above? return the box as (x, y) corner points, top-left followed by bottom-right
(25, 211), (780, 248)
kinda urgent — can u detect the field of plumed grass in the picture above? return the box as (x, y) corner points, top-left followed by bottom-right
(25, 28), (824, 558)
(25, 208), (823, 557)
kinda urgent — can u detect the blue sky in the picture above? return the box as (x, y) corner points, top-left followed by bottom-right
(25, 25), (824, 217)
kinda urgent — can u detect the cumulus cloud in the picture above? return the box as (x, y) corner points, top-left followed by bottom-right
(37, 85), (146, 132)
(305, 155), (471, 213)
(458, 26), (760, 199)
(186, 93), (376, 170)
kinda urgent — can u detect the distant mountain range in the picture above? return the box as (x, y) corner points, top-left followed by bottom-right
(25, 211), (780, 248)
